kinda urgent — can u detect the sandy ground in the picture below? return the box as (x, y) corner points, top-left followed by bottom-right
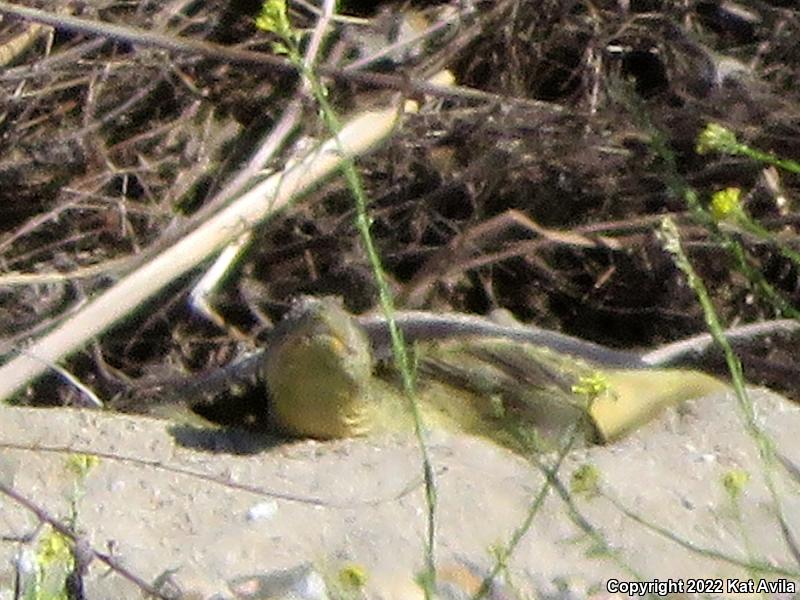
(1, 387), (800, 599)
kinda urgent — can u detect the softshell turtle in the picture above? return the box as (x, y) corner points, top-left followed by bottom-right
(261, 298), (725, 453)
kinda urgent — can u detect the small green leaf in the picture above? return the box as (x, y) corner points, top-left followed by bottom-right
(722, 468), (750, 500)
(571, 463), (601, 497)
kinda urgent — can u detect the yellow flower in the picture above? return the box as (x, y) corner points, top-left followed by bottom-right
(572, 372), (612, 402)
(339, 564), (368, 589)
(710, 187), (743, 222)
(722, 468), (750, 500)
(696, 123), (739, 155)
(66, 453), (99, 479)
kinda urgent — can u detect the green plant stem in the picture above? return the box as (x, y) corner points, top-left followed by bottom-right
(546, 465), (644, 582)
(601, 487), (800, 578)
(735, 145), (800, 175)
(474, 425), (578, 600)
(660, 216), (800, 571)
(615, 82), (800, 323)
(272, 21), (439, 596)
(685, 189), (800, 321)
(735, 216), (800, 271)
(617, 83), (800, 582)
(318, 98), (439, 596)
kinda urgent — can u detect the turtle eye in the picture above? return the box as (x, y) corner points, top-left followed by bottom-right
(328, 336), (347, 355)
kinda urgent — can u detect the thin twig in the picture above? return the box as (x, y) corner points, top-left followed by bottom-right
(0, 439), (426, 508)
(0, 2), (549, 107)
(641, 318), (799, 366)
(0, 481), (170, 598)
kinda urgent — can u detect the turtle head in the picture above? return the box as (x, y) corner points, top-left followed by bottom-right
(262, 298), (375, 439)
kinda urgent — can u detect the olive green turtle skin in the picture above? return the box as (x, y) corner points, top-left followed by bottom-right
(262, 299), (726, 454)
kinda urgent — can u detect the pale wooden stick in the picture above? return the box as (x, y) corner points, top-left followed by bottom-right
(0, 72), (452, 401)
(0, 20), (44, 66)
